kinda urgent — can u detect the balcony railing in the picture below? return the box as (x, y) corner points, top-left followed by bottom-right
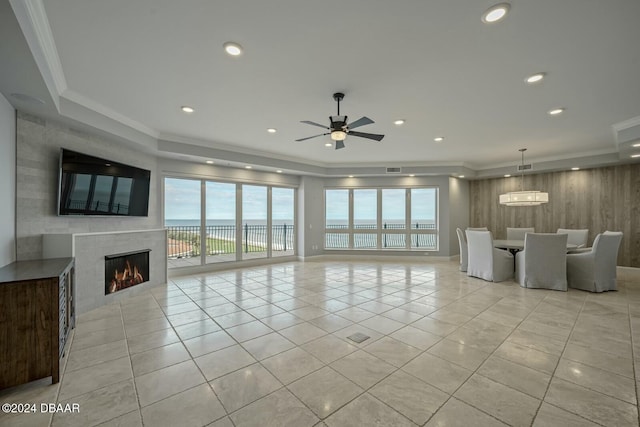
(324, 222), (437, 249)
(166, 224), (295, 259)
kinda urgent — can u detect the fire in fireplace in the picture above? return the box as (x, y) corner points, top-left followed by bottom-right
(105, 250), (151, 295)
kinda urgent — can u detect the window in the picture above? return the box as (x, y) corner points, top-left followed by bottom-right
(324, 187), (438, 251)
(165, 178), (202, 267)
(242, 185), (268, 260)
(205, 182), (236, 263)
(353, 189), (377, 248)
(325, 189), (350, 249)
(410, 188), (437, 250)
(165, 177), (296, 268)
(272, 187), (295, 257)
(382, 189), (406, 248)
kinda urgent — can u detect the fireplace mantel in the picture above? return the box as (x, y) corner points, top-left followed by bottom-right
(43, 229), (167, 314)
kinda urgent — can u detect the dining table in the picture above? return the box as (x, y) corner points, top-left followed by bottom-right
(493, 239), (578, 252)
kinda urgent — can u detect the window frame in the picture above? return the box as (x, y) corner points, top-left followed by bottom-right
(323, 186), (439, 251)
(164, 176), (297, 268)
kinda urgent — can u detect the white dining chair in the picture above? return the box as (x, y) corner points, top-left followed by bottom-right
(556, 228), (589, 251)
(515, 233), (568, 291)
(506, 227), (535, 240)
(465, 230), (513, 282)
(566, 231), (623, 292)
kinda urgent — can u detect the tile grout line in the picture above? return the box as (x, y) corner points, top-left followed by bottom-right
(408, 279), (550, 427)
(533, 292), (611, 427)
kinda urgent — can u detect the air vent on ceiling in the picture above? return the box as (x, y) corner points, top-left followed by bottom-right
(386, 167), (402, 174)
(516, 163), (533, 172)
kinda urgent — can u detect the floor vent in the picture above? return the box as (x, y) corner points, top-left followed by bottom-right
(347, 332), (371, 343)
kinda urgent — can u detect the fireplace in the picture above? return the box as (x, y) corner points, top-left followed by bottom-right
(105, 249), (151, 295)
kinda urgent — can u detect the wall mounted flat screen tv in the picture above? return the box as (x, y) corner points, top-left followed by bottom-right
(58, 149), (151, 216)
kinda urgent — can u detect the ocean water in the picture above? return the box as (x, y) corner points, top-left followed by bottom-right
(165, 219), (293, 227)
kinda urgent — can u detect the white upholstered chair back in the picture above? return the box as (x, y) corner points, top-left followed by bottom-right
(556, 228), (589, 248)
(567, 231), (623, 292)
(506, 227), (535, 240)
(466, 230), (513, 282)
(516, 233), (568, 291)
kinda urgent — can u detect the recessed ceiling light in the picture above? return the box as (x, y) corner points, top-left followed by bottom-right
(548, 108), (565, 116)
(105, 163), (111, 167)
(206, 160), (214, 164)
(394, 119), (405, 126)
(504, 174), (511, 177)
(245, 165), (252, 169)
(631, 154), (640, 158)
(409, 174), (415, 177)
(181, 106), (194, 113)
(434, 137), (444, 142)
(458, 175), (465, 178)
(525, 73), (546, 84)
(276, 170), (283, 173)
(223, 42), (243, 56)
(267, 128), (277, 133)
(325, 143), (332, 147)
(571, 167), (580, 171)
(482, 3), (510, 24)
(348, 175), (354, 178)
(633, 143), (640, 148)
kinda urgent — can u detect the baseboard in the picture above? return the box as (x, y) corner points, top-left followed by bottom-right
(167, 256), (299, 278)
(299, 254), (457, 262)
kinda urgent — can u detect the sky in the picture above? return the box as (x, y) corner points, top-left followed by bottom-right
(165, 178), (294, 221)
(165, 178), (436, 223)
(325, 188), (437, 223)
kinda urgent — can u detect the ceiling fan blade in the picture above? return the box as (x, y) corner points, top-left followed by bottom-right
(335, 140), (346, 150)
(301, 120), (329, 129)
(348, 131), (385, 141)
(295, 133), (329, 142)
(347, 116), (374, 130)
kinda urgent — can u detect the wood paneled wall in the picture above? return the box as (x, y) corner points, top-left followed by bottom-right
(469, 164), (640, 267)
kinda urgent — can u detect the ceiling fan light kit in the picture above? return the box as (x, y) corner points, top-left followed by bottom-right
(295, 93), (385, 149)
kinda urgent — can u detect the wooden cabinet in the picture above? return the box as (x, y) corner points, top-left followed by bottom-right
(0, 258), (75, 390)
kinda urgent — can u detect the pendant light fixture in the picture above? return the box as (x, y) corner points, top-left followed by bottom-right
(499, 148), (549, 206)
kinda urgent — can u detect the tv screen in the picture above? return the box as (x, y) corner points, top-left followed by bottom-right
(58, 149), (150, 216)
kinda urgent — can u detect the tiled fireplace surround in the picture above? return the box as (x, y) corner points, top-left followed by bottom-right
(43, 229), (167, 314)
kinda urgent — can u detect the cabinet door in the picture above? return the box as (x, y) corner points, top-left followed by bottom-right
(0, 280), (54, 389)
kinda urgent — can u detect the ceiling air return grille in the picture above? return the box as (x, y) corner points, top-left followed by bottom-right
(516, 163), (533, 172)
(386, 167), (402, 174)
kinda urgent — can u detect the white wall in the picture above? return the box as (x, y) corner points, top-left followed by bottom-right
(0, 94), (16, 267)
(297, 176), (324, 257)
(448, 177), (470, 255)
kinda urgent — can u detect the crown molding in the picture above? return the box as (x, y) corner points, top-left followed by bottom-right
(612, 115), (640, 133)
(9, 0), (66, 109)
(474, 147), (619, 171)
(61, 89), (159, 139)
(158, 132), (326, 169)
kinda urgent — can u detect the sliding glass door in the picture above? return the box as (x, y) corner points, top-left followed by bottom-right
(272, 187), (295, 258)
(242, 185), (268, 260)
(205, 182), (236, 264)
(165, 178), (202, 268)
(165, 177), (296, 267)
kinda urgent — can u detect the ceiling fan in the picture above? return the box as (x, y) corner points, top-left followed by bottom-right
(295, 93), (385, 150)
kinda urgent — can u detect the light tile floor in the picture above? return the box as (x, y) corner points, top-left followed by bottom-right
(2, 260), (640, 426)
